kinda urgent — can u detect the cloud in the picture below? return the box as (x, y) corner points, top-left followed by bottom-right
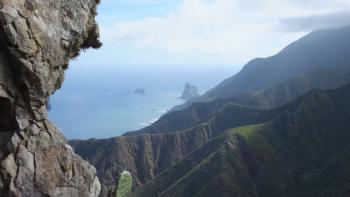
(89, 0), (350, 68)
(279, 10), (350, 32)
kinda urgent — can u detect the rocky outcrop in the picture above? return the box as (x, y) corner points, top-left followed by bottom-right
(0, 0), (101, 196)
(180, 83), (199, 101)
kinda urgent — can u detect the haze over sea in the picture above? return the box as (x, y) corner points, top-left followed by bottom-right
(49, 64), (235, 140)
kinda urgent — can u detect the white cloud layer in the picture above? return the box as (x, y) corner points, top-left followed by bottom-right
(93, 0), (350, 68)
(279, 10), (350, 32)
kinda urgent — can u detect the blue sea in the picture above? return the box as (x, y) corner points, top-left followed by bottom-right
(49, 65), (235, 140)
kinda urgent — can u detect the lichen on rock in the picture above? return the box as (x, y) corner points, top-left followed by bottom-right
(0, 0), (102, 196)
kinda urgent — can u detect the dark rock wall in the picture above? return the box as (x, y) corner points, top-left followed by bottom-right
(0, 0), (101, 196)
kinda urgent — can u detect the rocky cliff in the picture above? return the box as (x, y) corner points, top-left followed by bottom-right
(0, 0), (101, 196)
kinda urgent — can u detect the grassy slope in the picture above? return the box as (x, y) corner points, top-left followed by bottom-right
(133, 84), (350, 197)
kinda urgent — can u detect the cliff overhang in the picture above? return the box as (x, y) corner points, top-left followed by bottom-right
(0, 0), (102, 196)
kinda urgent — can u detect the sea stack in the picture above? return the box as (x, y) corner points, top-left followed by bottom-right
(181, 83), (199, 100)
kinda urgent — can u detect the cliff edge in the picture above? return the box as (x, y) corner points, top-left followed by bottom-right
(0, 0), (101, 196)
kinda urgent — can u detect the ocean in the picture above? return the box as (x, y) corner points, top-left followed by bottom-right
(49, 65), (235, 140)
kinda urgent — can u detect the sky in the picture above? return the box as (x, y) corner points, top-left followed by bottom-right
(73, 0), (350, 70)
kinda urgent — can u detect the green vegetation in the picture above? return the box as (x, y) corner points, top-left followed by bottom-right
(132, 83), (350, 197)
(115, 171), (132, 197)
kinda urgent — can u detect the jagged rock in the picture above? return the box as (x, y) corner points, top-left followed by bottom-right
(0, 0), (102, 196)
(180, 83), (199, 101)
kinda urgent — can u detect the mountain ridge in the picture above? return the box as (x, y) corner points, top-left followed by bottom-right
(132, 83), (350, 197)
(202, 25), (350, 101)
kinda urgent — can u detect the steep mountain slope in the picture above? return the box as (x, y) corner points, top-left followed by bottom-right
(202, 25), (350, 101)
(127, 65), (350, 135)
(132, 84), (350, 197)
(73, 67), (350, 195)
(71, 102), (284, 196)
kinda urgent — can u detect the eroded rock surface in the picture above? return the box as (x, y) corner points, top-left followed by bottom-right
(0, 0), (101, 196)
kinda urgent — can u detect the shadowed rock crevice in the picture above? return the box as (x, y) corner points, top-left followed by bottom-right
(0, 96), (16, 131)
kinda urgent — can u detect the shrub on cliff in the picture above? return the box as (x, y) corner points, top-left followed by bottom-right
(115, 171), (132, 197)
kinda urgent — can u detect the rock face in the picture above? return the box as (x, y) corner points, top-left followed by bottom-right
(0, 0), (101, 196)
(180, 83), (199, 101)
